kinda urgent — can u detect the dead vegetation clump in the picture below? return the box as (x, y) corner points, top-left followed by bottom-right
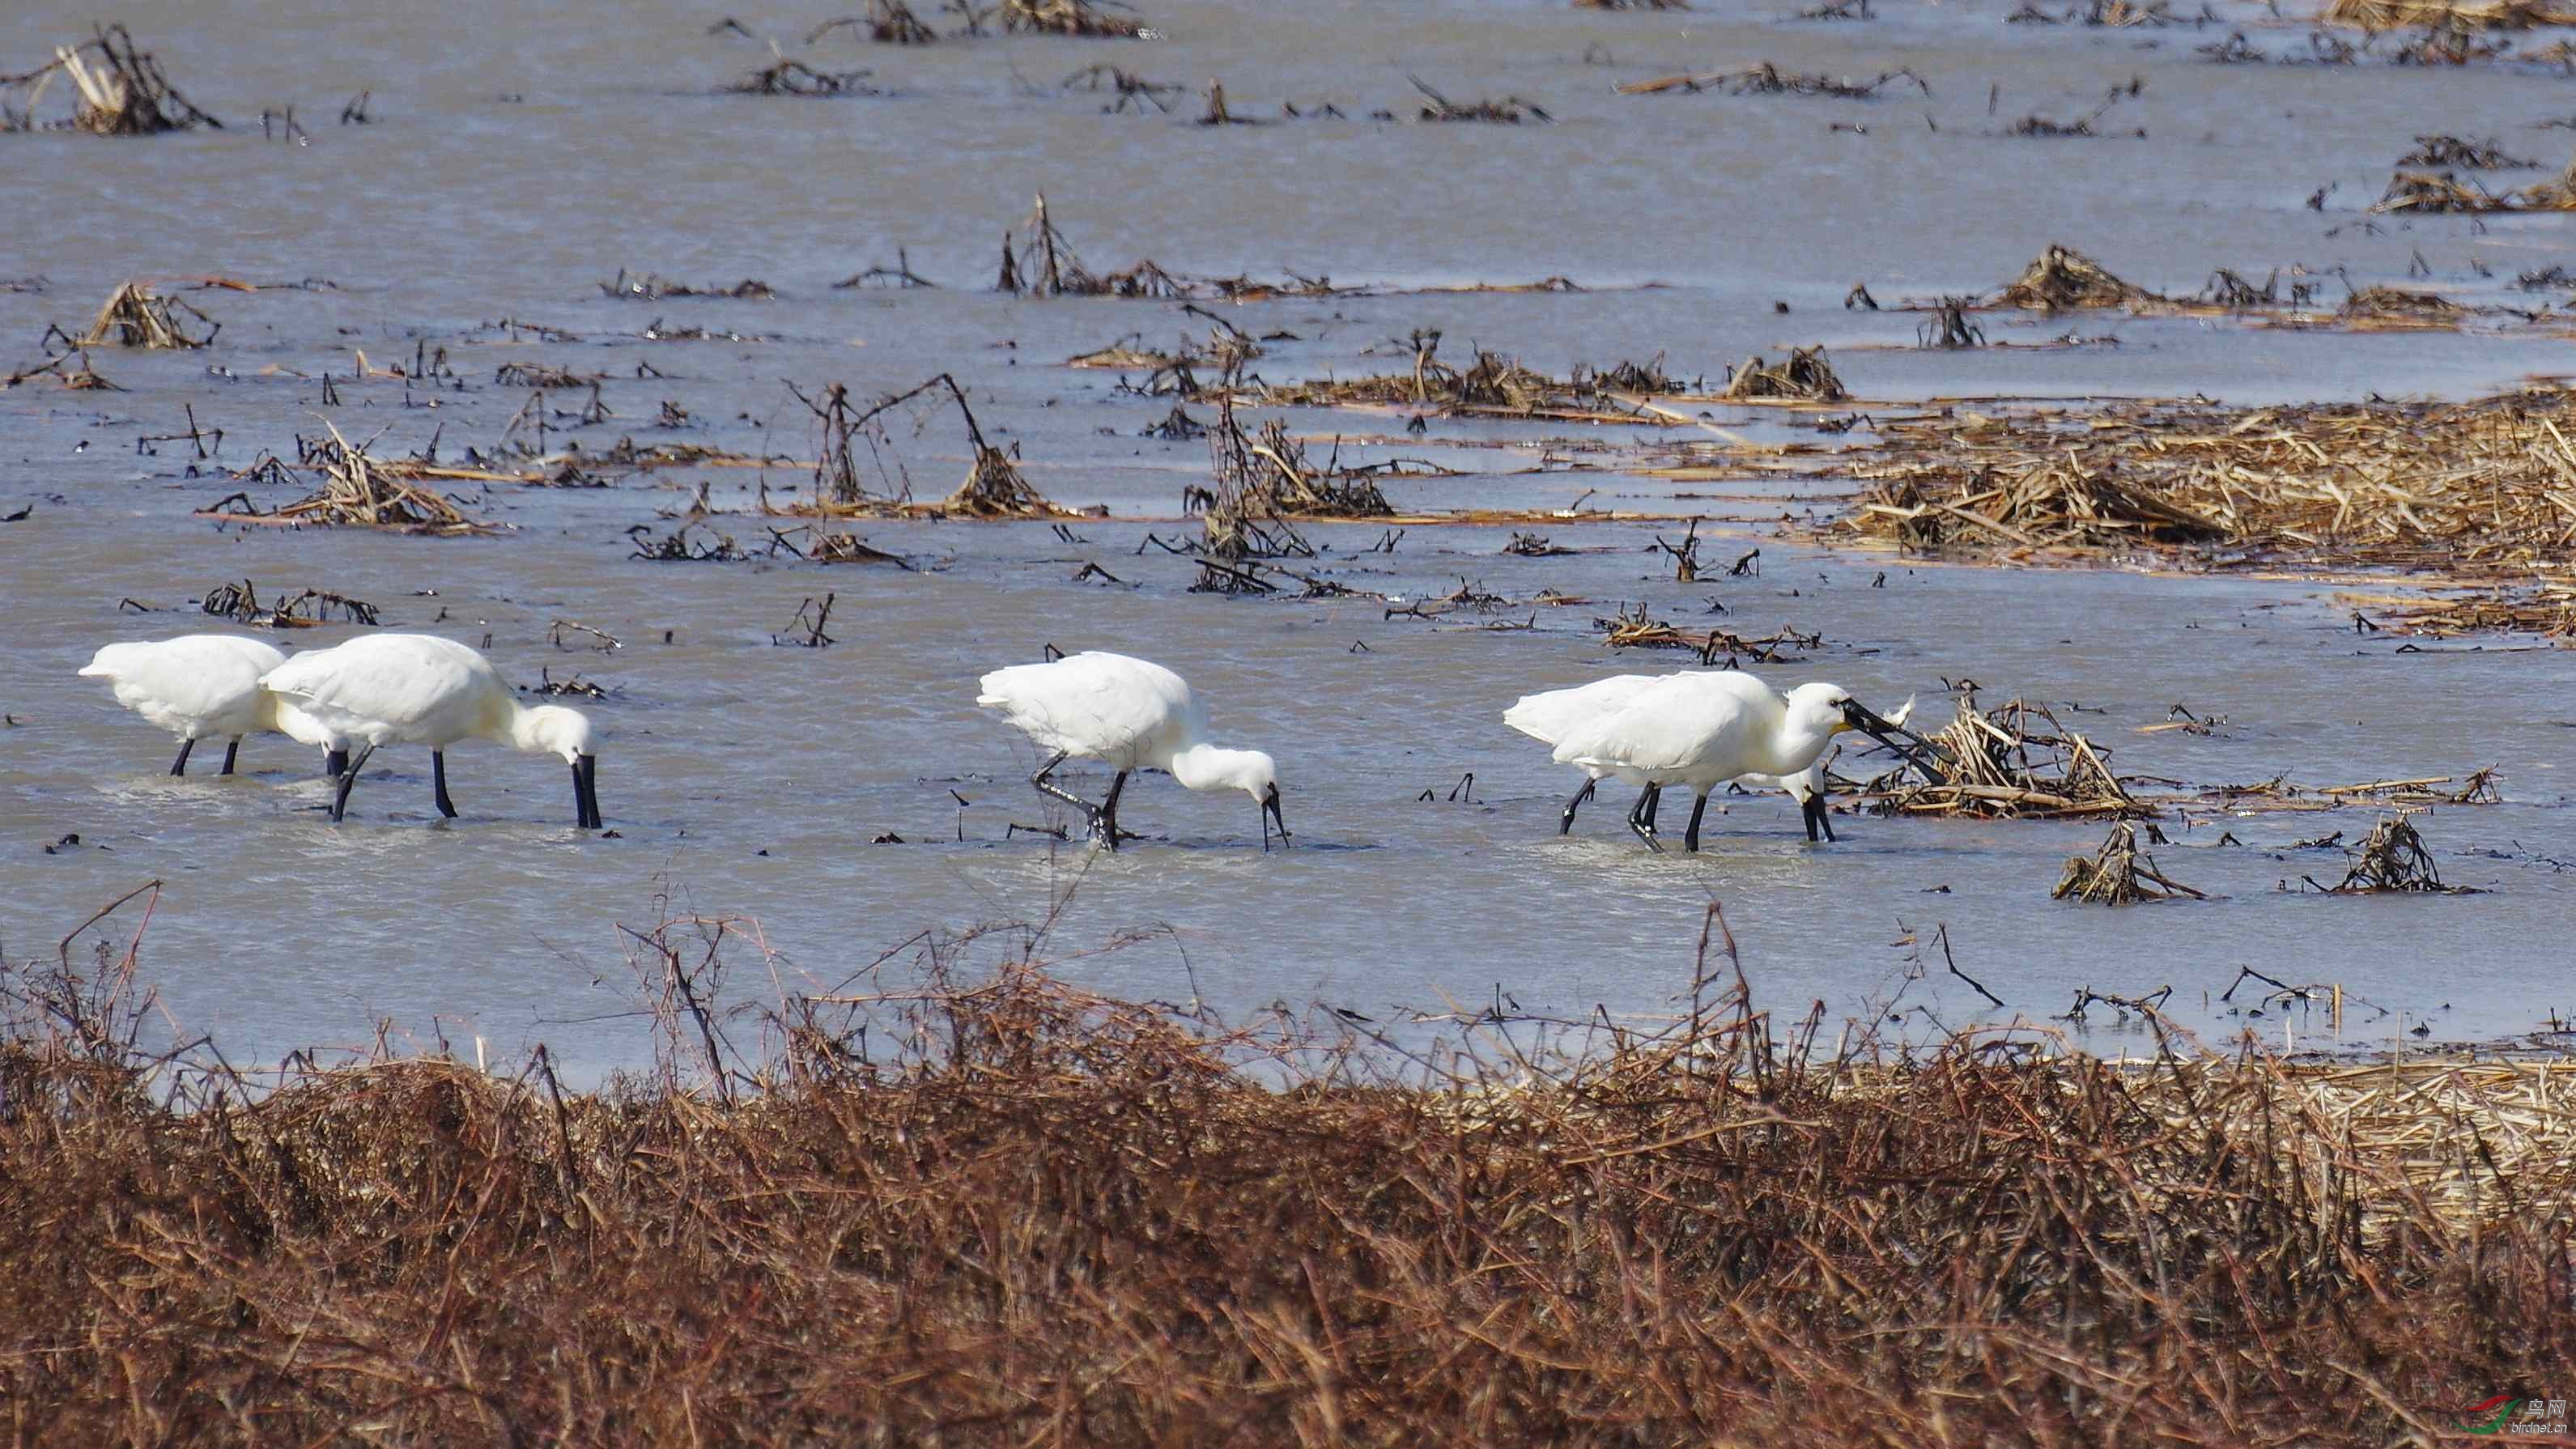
(2374, 156), (2576, 213)
(1996, 244), (2161, 312)
(998, 0), (1153, 37)
(204, 427), (495, 536)
(2322, 814), (2463, 892)
(0, 26), (220, 134)
(3, 894), (2570, 1446)
(1409, 74), (1550, 123)
(2364, 584), (2576, 637)
(726, 59), (878, 95)
(2054, 822), (2205, 902)
(1831, 385), (2576, 578)
(1596, 602), (1825, 665)
(1614, 62), (1927, 96)
(1191, 385), (1392, 569)
(1255, 330), (1671, 423)
(76, 282), (217, 349)
(599, 270), (776, 300)
(768, 373), (1081, 521)
(493, 360), (597, 388)
(2, 346), (118, 390)
(2398, 133), (2537, 168)
(808, 0), (940, 43)
(2322, 0), (2576, 27)
(2336, 283), (2463, 322)
(1862, 691), (2149, 819)
(199, 580), (380, 628)
(1718, 344), (1847, 402)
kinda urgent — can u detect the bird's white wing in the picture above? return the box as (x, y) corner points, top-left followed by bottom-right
(1503, 674), (1659, 746)
(976, 652), (1199, 760)
(1551, 673), (1766, 777)
(81, 637), (279, 733)
(261, 634), (487, 731)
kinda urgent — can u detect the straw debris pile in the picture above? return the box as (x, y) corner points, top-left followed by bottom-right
(1862, 692), (2150, 819)
(1259, 333), (1673, 423)
(1834, 385), (2576, 577)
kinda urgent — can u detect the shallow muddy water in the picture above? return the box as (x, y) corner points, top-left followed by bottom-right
(5, 0), (2574, 1078)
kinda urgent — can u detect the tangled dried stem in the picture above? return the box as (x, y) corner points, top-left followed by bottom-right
(78, 283), (217, 349)
(1864, 692), (2149, 819)
(2055, 822), (2205, 902)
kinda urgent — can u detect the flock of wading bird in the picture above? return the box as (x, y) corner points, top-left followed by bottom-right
(81, 635), (1930, 855)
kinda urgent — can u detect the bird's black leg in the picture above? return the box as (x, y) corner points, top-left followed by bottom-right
(325, 748), (348, 781)
(1628, 784), (1665, 852)
(1031, 751), (1103, 837)
(331, 744), (377, 822)
(220, 738), (240, 776)
(1684, 792), (1710, 853)
(169, 738), (194, 777)
(1099, 770), (1132, 851)
(1805, 792), (1836, 843)
(432, 750), (458, 818)
(1558, 777), (1596, 835)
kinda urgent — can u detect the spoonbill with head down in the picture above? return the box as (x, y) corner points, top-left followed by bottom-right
(80, 635), (342, 777)
(976, 650), (1286, 850)
(259, 633), (601, 827)
(1509, 674), (1847, 842)
(1520, 671), (1917, 851)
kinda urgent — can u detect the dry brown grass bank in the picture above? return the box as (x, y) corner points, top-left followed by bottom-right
(2, 902), (2569, 1445)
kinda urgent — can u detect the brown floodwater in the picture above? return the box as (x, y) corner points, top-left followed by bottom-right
(6, 0), (2574, 1079)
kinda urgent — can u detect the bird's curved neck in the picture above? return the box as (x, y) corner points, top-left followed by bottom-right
(1168, 742), (1254, 792)
(1758, 712), (1837, 777)
(494, 699), (548, 751)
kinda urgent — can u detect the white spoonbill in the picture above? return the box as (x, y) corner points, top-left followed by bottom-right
(260, 633), (601, 827)
(976, 650), (1285, 851)
(79, 635), (340, 777)
(1511, 675), (1864, 844)
(1535, 673), (1916, 852)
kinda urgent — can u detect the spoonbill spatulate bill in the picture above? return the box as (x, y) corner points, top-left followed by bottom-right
(1511, 671), (1915, 852)
(80, 634), (340, 777)
(976, 650), (1286, 850)
(259, 633), (601, 827)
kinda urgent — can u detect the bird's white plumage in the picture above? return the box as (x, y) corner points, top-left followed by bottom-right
(1503, 674), (1658, 754)
(977, 652), (1209, 772)
(261, 633), (512, 750)
(80, 634), (337, 750)
(259, 633), (599, 826)
(83, 635), (287, 740)
(1547, 672), (1804, 791)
